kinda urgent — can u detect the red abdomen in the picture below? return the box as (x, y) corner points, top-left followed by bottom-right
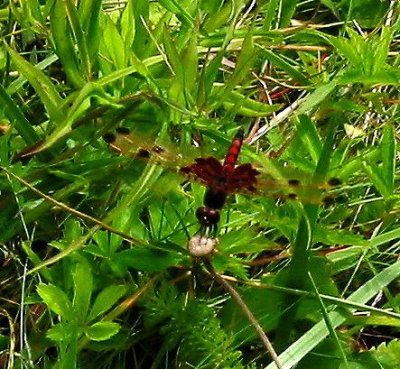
(222, 127), (244, 173)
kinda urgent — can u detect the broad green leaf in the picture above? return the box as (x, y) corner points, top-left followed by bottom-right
(158, 0), (194, 27)
(295, 115), (322, 165)
(72, 259), (93, 322)
(372, 27), (391, 74)
(296, 80), (337, 115)
(275, 213), (312, 350)
(6, 54), (59, 96)
(63, 219), (84, 244)
(131, 0), (150, 55)
(259, 46), (311, 86)
(203, 1), (233, 32)
(121, 0), (135, 50)
(279, 0), (299, 27)
(84, 321), (121, 341)
(220, 28), (257, 98)
(78, 0), (101, 62)
(0, 84), (39, 145)
(47, 322), (75, 342)
(64, 0), (91, 78)
(50, 0), (85, 88)
(88, 285), (127, 321)
(362, 162), (390, 199)
(181, 26), (198, 97)
(6, 46), (65, 123)
(373, 340), (400, 368)
(221, 90), (282, 116)
(37, 283), (73, 320)
(163, 26), (184, 86)
(351, 0), (391, 28)
(263, 0), (279, 30)
(102, 16), (126, 70)
(114, 247), (182, 272)
(338, 69), (400, 86)
(381, 124), (395, 195)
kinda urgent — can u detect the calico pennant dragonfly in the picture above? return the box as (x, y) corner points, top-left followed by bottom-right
(103, 127), (342, 239)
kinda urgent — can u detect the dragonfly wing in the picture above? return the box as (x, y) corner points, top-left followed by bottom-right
(227, 163), (260, 192)
(180, 157), (223, 187)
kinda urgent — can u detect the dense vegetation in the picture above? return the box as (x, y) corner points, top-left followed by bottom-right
(1, 1), (399, 368)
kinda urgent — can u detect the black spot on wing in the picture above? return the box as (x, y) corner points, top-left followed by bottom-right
(328, 177), (342, 187)
(115, 127), (131, 135)
(288, 179), (301, 186)
(102, 132), (116, 144)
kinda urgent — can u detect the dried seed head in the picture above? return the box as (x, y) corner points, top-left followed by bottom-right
(188, 235), (218, 257)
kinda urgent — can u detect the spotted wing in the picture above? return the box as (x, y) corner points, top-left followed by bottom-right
(103, 127), (342, 204)
(180, 157), (223, 187)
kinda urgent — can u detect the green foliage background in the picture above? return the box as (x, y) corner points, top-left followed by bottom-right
(0, 1), (400, 368)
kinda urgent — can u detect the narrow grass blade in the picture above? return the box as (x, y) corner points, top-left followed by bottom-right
(265, 259), (400, 369)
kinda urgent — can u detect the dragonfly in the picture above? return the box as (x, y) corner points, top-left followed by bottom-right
(179, 128), (259, 232)
(103, 127), (342, 240)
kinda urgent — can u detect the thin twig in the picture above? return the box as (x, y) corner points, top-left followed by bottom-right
(202, 259), (284, 369)
(1, 166), (146, 245)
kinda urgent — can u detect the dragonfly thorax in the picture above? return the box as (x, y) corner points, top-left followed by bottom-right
(203, 187), (227, 210)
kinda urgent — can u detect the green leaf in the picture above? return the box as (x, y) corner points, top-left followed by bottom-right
(266, 259), (400, 369)
(362, 162), (390, 200)
(259, 46), (311, 86)
(197, 47), (224, 107)
(297, 80), (338, 115)
(47, 322), (73, 342)
(163, 26), (184, 87)
(79, 0), (101, 62)
(221, 28), (257, 96)
(373, 340), (400, 368)
(64, 0), (91, 78)
(203, 1), (233, 32)
(158, 0), (194, 27)
(275, 213), (313, 349)
(6, 46), (65, 123)
(121, 0), (135, 50)
(221, 89), (282, 116)
(72, 259), (93, 322)
(0, 84), (40, 145)
(262, 0), (279, 30)
(381, 124), (395, 195)
(351, 0), (391, 28)
(114, 246), (182, 272)
(102, 16), (126, 70)
(371, 27), (391, 74)
(37, 283), (73, 320)
(295, 115), (322, 165)
(50, 0), (85, 88)
(181, 26), (198, 97)
(84, 321), (121, 341)
(88, 285), (127, 321)
(279, 0), (299, 27)
(338, 69), (400, 86)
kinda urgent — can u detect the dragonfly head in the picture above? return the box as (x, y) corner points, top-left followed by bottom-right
(195, 206), (220, 228)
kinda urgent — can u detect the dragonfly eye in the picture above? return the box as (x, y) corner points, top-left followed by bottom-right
(195, 206), (220, 227)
